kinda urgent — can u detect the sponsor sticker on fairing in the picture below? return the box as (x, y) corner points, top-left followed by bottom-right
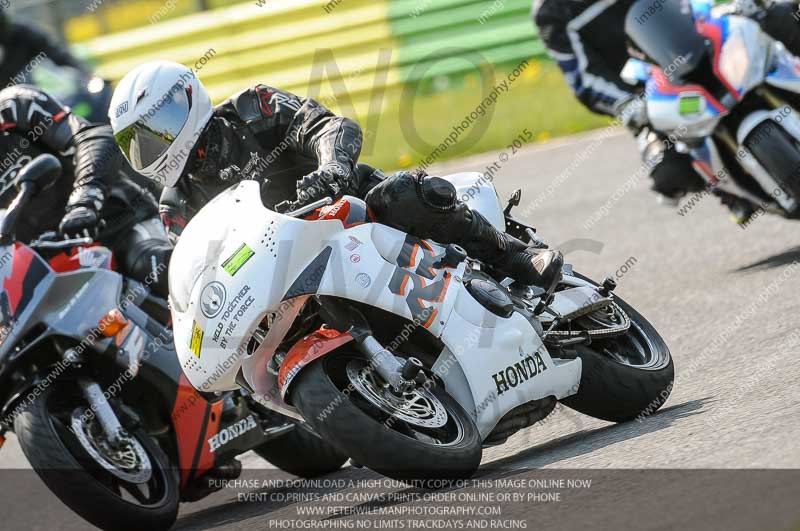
(222, 244), (255, 276)
(190, 321), (204, 358)
(208, 415), (258, 452)
(491, 349), (548, 396)
(200, 281), (226, 318)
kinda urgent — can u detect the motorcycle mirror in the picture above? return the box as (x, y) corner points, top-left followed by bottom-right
(16, 154), (62, 194)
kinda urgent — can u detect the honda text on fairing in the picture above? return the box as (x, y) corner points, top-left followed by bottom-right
(623, 0), (800, 220)
(169, 168), (675, 479)
(0, 155), (346, 531)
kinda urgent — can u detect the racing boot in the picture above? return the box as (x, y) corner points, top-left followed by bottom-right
(715, 190), (757, 226)
(365, 170), (564, 292)
(458, 209), (564, 293)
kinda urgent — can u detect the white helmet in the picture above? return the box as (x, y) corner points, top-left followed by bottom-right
(109, 61), (213, 187)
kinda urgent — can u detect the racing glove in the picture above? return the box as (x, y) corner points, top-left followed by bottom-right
(59, 206), (101, 238)
(292, 161), (357, 210)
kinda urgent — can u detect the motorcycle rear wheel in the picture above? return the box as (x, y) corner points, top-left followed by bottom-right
(291, 350), (482, 480)
(13, 384), (179, 531)
(560, 277), (674, 423)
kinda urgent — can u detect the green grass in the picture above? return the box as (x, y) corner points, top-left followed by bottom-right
(359, 61), (611, 171)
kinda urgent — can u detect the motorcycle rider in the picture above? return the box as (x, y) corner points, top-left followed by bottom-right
(533, 0), (800, 223)
(0, 85), (171, 296)
(0, 12), (89, 86)
(108, 61), (564, 291)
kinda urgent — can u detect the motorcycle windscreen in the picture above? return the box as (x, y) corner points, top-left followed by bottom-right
(624, 0), (707, 84)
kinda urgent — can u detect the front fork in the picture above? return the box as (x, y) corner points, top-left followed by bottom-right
(356, 335), (425, 393)
(77, 379), (127, 446)
(63, 347), (128, 447)
(319, 297), (425, 393)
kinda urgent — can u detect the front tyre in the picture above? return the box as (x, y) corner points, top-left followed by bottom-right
(746, 120), (800, 201)
(291, 351), (482, 480)
(560, 278), (674, 423)
(14, 384), (179, 531)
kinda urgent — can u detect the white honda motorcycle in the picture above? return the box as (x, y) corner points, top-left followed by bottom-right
(168, 173), (673, 479)
(623, 0), (800, 218)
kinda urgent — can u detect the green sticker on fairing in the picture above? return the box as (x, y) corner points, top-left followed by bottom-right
(222, 244), (254, 276)
(679, 95), (702, 115)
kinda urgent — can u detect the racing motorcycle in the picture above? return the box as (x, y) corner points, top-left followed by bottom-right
(168, 166), (675, 480)
(623, 0), (800, 220)
(0, 155), (346, 531)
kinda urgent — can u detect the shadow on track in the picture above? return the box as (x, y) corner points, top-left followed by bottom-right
(173, 399), (709, 529)
(733, 246), (800, 273)
(173, 467), (380, 530)
(481, 397), (709, 472)
(310, 398), (711, 522)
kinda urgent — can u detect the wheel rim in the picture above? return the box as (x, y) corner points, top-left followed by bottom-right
(557, 275), (670, 370)
(345, 359), (448, 428)
(45, 388), (172, 508)
(325, 355), (466, 447)
(593, 314), (668, 370)
(70, 409), (152, 484)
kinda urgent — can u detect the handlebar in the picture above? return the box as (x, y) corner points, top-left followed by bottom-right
(0, 181), (36, 245)
(274, 197), (334, 218)
(0, 155), (63, 245)
(28, 236), (94, 250)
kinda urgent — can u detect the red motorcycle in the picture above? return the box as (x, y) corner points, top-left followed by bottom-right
(0, 155), (346, 530)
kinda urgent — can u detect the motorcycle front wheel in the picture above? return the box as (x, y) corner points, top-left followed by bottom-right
(291, 350), (482, 481)
(13, 384), (179, 531)
(559, 275), (675, 423)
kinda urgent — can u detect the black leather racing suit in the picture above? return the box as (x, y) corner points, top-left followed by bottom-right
(532, 0), (800, 198)
(0, 86), (171, 296)
(160, 85), (556, 286)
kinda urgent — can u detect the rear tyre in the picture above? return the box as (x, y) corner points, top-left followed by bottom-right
(291, 350), (482, 480)
(254, 426), (348, 478)
(746, 120), (800, 201)
(560, 277), (674, 423)
(14, 385), (179, 531)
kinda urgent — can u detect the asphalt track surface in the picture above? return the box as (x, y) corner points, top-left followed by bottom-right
(2, 129), (800, 530)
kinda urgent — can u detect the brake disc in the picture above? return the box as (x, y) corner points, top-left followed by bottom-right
(345, 360), (448, 429)
(70, 409), (152, 484)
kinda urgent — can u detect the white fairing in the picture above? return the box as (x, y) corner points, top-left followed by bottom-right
(765, 42), (800, 94)
(718, 17), (771, 97)
(170, 176), (582, 439)
(446, 172), (506, 231)
(645, 16), (771, 140)
(646, 89), (722, 139)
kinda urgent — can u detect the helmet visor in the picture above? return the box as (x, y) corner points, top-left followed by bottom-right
(114, 86), (191, 171)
